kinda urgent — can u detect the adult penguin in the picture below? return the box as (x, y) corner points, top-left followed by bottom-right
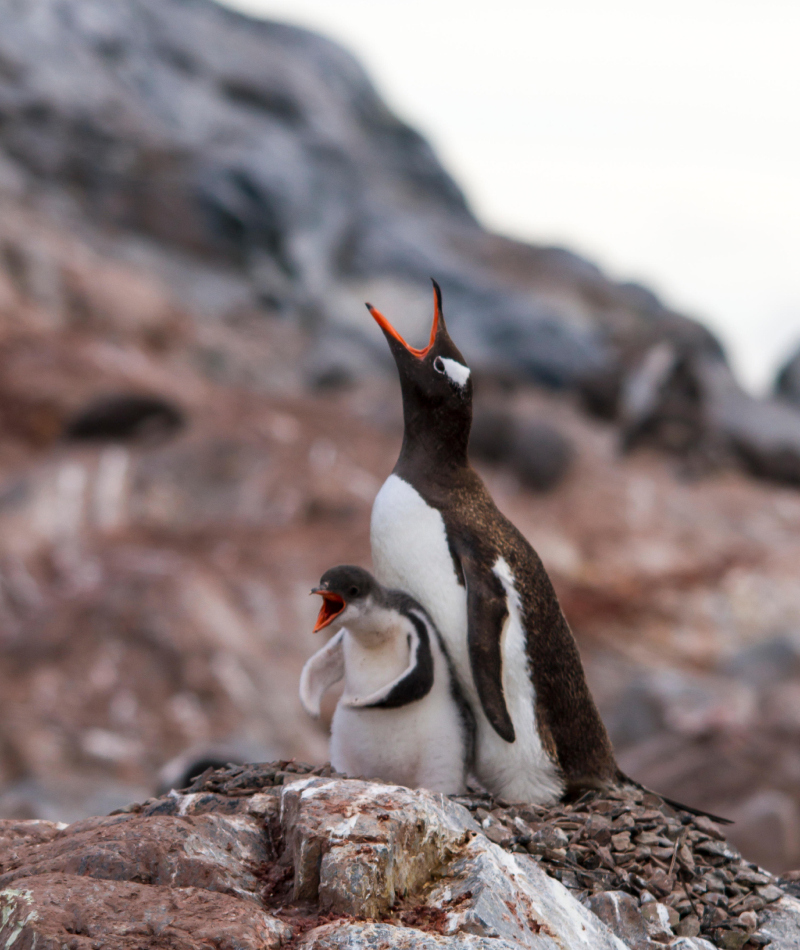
(367, 280), (618, 803)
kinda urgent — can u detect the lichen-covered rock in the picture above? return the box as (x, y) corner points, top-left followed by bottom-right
(3, 761), (798, 949)
(758, 894), (800, 949)
(0, 808), (269, 900)
(0, 768), (635, 950)
(0, 876), (292, 950)
(425, 836), (629, 949)
(293, 921), (522, 949)
(281, 777), (477, 917)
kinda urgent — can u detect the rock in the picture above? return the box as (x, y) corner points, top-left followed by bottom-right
(0, 876), (292, 950)
(775, 345), (800, 406)
(720, 636), (800, 689)
(280, 777), (476, 917)
(758, 893), (800, 948)
(0, 772), (635, 950)
(641, 901), (678, 940)
(0, 808), (271, 899)
(668, 939), (717, 950)
(511, 420), (574, 491)
(470, 404), (573, 491)
(294, 922), (520, 949)
(65, 393), (186, 442)
(716, 931), (750, 950)
(0, 0), (720, 391)
(589, 891), (656, 950)
(737, 910), (758, 932)
(699, 356), (800, 485)
(676, 914), (701, 937)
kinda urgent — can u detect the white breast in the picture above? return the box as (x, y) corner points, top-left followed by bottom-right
(370, 474), (563, 803)
(370, 474), (468, 676)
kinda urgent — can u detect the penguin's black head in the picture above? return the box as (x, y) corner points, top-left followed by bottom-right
(367, 281), (472, 467)
(311, 565), (378, 632)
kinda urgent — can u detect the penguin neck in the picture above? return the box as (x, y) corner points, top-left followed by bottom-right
(396, 398), (471, 482)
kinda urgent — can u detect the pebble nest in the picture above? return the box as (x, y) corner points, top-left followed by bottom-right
(180, 761), (786, 950)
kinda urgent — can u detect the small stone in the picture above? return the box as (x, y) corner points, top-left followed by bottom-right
(715, 931), (749, 950)
(589, 890), (652, 950)
(746, 933), (772, 947)
(702, 892), (728, 909)
(669, 937), (717, 949)
(483, 822), (513, 846)
(641, 794), (665, 810)
(735, 868), (772, 887)
(528, 826), (569, 853)
(678, 843), (696, 874)
(652, 845), (676, 861)
(586, 813), (612, 846)
(675, 913), (701, 937)
(737, 894), (765, 914)
(635, 832), (663, 847)
(692, 815), (726, 840)
(647, 868), (674, 897)
(594, 845), (616, 870)
(641, 901), (677, 939)
(696, 840), (728, 858)
(737, 911), (758, 933)
(611, 831), (633, 852)
(705, 875), (726, 893)
(756, 884), (783, 903)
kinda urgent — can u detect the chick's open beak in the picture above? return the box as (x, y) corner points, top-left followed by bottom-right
(310, 589), (346, 632)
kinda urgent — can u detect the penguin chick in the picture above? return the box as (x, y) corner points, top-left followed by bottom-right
(299, 565), (474, 795)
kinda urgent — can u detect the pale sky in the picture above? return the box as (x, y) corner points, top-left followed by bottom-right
(222, 0), (800, 393)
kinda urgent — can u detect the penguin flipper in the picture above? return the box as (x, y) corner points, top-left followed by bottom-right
(299, 629), (345, 717)
(346, 613), (434, 709)
(459, 551), (517, 743)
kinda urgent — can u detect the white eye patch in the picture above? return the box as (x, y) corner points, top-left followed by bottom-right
(438, 357), (470, 388)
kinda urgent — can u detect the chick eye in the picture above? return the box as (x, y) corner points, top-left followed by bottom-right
(349, 586), (359, 596)
(433, 357), (445, 374)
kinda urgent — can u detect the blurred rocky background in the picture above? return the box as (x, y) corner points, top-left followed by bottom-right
(1, 0), (800, 875)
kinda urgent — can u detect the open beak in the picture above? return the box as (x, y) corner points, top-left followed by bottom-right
(366, 279), (442, 359)
(311, 589), (346, 632)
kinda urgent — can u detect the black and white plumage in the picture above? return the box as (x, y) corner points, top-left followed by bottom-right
(299, 565), (474, 794)
(367, 283), (618, 804)
(365, 283), (731, 824)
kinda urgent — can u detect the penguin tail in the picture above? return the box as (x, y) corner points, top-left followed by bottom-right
(617, 770), (733, 826)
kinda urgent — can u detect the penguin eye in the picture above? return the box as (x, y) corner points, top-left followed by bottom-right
(433, 357), (445, 374)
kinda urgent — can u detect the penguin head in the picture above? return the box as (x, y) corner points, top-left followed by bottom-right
(311, 565), (378, 633)
(367, 281), (472, 463)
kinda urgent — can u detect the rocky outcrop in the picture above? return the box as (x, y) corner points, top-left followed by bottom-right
(0, 0), (718, 391)
(774, 347), (800, 407)
(0, 767), (626, 950)
(606, 343), (800, 487)
(0, 764), (795, 949)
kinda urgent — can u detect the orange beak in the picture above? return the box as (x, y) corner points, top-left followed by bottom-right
(311, 589), (346, 632)
(366, 280), (441, 359)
